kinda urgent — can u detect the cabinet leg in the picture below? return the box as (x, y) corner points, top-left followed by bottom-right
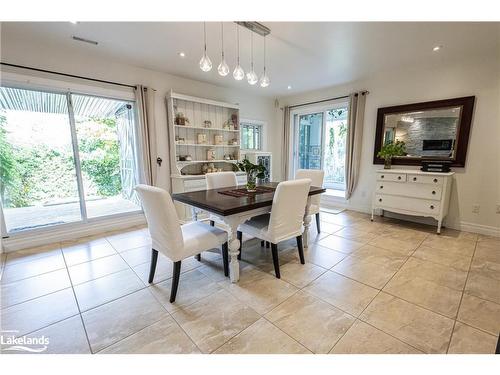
(370, 208), (374, 222)
(437, 220), (442, 235)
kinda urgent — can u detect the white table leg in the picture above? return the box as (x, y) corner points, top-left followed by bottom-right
(224, 216), (241, 283)
(303, 199), (312, 249)
(191, 206), (198, 222)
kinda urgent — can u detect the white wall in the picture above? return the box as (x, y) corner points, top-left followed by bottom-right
(0, 36), (278, 191)
(278, 56), (500, 235)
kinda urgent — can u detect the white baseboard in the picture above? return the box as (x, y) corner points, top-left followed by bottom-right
(2, 213), (146, 253)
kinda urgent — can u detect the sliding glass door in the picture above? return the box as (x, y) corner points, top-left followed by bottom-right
(0, 86), (142, 234)
(291, 102), (349, 191)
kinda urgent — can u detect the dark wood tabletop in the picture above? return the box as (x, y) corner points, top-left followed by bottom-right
(172, 182), (326, 216)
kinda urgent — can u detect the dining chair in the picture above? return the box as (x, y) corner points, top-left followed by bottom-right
(237, 179), (312, 278)
(135, 184), (229, 302)
(295, 169), (325, 233)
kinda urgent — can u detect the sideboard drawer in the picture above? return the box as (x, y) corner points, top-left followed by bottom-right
(375, 194), (441, 215)
(376, 172), (406, 182)
(376, 181), (442, 200)
(407, 174), (444, 185)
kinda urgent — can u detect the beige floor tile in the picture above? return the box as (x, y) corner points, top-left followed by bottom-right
(412, 245), (472, 272)
(350, 244), (408, 269)
(318, 235), (364, 254)
(321, 212), (359, 226)
(5, 244), (62, 266)
(240, 242), (296, 273)
(332, 256), (400, 289)
(149, 269), (223, 312)
(106, 230), (152, 252)
(470, 257), (500, 281)
(73, 268), (145, 311)
(2, 253), (65, 283)
(303, 271), (378, 316)
(219, 266), (298, 315)
(348, 220), (392, 234)
(214, 318), (310, 354)
(1, 269), (71, 308)
(421, 236), (476, 257)
(297, 243), (347, 269)
(330, 320), (421, 354)
(368, 236), (419, 256)
(458, 294), (500, 335)
(3, 316), (91, 354)
(277, 260), (327, 288)
(120, 245), (152, 267)
(334, 227), (379, 243)
(132, 254), (201, 285)
(447, 322), (498, 354)
(360, 292), (454, 353)
(101, 316), (200, 354)
(172, 289), (260, 353)
(62, 239), (117, 266)
(68, 254), (129, 285)
(438, 229), (479, 242)
(196, 263), (230, 282)
(383, 272), (462, 318)
(399, 257), (468, 291)
(1, 288), (79, 337)
(474, 243), (500, 264)
(265, 291), (355, 353)
(465, 272), (500, 304)
(82, 288), (168, 353)
(318, 221), (344, 234)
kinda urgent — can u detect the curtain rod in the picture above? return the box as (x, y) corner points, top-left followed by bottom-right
(288, 91), (369, 109)
(0, 62), (137, 89)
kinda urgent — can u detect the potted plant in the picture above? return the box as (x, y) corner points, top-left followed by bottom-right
(236, 158), (266, 192)
(377, 140), (406, 169)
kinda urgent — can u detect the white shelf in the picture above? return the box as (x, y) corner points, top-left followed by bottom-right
(177, 159), (238, 166)
(176, 143), (240, 147)
(174, 125), (239, 133)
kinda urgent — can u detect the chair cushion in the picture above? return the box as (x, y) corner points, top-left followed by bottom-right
(238, 213), (271, 242)
(181, 222), (228, 259)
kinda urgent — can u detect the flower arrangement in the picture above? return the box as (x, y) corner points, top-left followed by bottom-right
(377, 140), (406, 169)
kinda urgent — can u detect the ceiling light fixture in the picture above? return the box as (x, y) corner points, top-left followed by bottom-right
(287, 85), (292, 90)
(69, 21), (78, 24)
(217, 23), (229, 77)
(246, 32), (258, 85)
(259, 35), (270, 88)
(199, 22), (212, 72)
(433, 45), (442, 52)
(178, 52), (186, 58)
(233, 24), (245, 81)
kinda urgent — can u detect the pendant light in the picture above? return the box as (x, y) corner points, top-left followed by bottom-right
(259, 35), (270, 87)
(217, 23), (229, 76)
(233, 24), (244, 80)
(199, 22), (212, 72)
(246, 32), (258, 85)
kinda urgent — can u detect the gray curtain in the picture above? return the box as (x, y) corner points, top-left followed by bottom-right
(281, 106), (291, 180)
(135, 85), (157, 186)
(345, 91), (367, 200)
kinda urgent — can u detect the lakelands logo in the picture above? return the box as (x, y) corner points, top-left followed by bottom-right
(1, 330), (49, 353)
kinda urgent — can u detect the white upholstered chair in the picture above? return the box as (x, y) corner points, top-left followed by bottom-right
(237, 179), (312, 278)
(135, 184), (229, 302)
(295, 169), (325, 233)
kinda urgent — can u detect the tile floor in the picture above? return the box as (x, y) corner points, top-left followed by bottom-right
(1, 211), (499, 354)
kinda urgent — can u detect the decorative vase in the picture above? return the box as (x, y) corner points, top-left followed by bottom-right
(246, 172), (257, 192)
(384, 158), (392, 169)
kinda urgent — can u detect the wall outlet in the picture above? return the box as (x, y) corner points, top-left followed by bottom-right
(496, 205), (500, 214)
(472, 204), (480, 214)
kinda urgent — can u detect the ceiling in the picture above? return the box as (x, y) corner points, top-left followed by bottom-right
(1, 22), (499, 96)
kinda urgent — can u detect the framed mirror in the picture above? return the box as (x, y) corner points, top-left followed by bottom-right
(373, 96), (475, 167)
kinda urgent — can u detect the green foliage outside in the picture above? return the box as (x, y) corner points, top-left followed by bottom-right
(377, 140), (407, 160)
(0, 111), (122, 209)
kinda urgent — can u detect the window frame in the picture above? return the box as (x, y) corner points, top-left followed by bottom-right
(240, 119), (265, 151)
(0, 78), (143, 238)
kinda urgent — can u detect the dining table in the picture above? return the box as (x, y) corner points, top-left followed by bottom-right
(172, 182), (326, 283)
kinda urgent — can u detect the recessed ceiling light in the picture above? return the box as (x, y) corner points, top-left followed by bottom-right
(432, 45), (442, 52)
(178, 52), (186, 58)
(69, 21), (78, 24)
(287, 85), (292, 90)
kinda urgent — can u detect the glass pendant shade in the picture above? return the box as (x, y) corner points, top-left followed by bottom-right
(247, 69), (258, 85)
(218, 58), (229, 76)
(259, 72), (270, 87)
(199, 53), (212, 72)
(233, 64), (245, 80)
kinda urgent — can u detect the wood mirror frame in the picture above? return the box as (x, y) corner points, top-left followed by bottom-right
(373, 96), (475, 167)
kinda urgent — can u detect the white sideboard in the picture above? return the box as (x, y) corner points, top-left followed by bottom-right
(371, 169), (454, 233)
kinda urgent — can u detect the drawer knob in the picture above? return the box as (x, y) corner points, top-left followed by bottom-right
(397, 176), (401, 180)
(381, 175), (384, 179)
(432, 190), (436, 195)
(380, 185), (384, 189)
(413, 177), (417, 181)
(379, 198), (383, 202)
(430, 205), (435, 209)
(433, 178), (438, 183)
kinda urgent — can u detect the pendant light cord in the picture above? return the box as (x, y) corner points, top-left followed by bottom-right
(203, 22), (207, 53)
(221, 23), (224, 58)
(236, 24), (240, 64)
(251, 32), (254, 69)
(263, 36), (266, 73)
